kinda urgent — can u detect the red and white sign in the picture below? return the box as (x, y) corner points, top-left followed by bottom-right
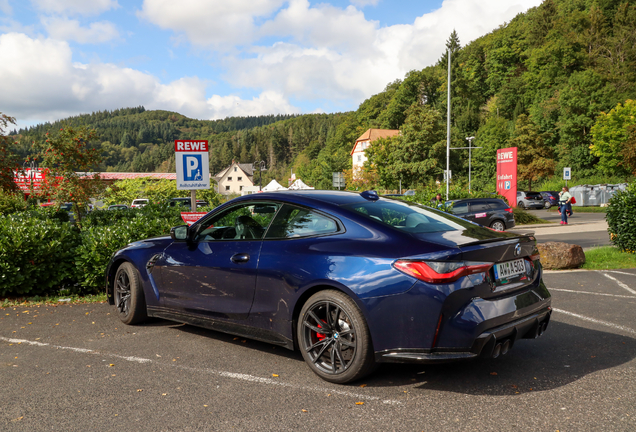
(181, 212), (207, 226)
(14, 168), (44, 192)
(496, 147), (517, 207)
(174, 140), (209, 152)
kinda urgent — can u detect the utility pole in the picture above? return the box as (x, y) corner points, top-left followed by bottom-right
(467, 136), (475, 193)
(446, 48), (451, 201)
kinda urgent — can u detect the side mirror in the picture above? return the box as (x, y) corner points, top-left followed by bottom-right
(170, 225), (190, 241)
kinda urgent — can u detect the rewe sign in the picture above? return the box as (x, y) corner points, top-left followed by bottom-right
(496, 147), (517, 207)
(175, 140), (210, 190)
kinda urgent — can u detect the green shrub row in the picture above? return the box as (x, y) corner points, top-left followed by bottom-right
(606, 184), (636, 253)
(0, 204), (189, 297)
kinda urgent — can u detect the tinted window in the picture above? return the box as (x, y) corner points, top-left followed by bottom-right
(265, 205), (338, 239)
(489, 200), (509, 210)
(449, 202), (468, 214)
(469, 202), (490, 212)
(344, 200), (465, 234)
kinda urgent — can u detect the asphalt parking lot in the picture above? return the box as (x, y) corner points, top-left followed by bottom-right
(2, 269), (635, 431)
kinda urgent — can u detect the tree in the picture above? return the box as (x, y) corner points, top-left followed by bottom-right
(590, 99), (636, 175)
(510, 114), (555, 190)
(0, 113), (21, 193)
(37, 125), (104, 224)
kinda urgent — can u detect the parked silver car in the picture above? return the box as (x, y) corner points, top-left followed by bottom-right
(517, 191), (545, 209)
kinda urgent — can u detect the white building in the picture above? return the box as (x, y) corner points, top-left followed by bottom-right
(350, 129), (399, 179)
(214, 161), (254, 195)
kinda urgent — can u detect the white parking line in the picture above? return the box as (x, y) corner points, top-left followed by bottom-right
(0, 335), (401, 405)
(602, 273), (636, 295)
(553, 308), (636, 336)
(550, 288), (636, 299)
(604, 270), (636, 277)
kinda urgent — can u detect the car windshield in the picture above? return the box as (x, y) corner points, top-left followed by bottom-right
(343, 199), (468, 234)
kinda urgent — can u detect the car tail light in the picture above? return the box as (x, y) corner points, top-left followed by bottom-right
(393, 260), (493, 284)
(505, 208), (513, 213)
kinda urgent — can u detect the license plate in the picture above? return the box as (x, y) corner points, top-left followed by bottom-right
(494, 259), (525, 280)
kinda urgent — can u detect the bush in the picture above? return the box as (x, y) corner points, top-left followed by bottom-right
(512, 207), (545, 224)
(606, 184), (636, 253)
(0, 214), (80, 297)
(0, 191), (28, 215)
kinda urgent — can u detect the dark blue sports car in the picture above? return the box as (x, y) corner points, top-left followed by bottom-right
(106, 190), (551, 383)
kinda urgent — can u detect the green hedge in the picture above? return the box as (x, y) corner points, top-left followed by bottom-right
(606, 185), (636, 253)
(0, 204), (194, 298)
(0, 214), (80, 296)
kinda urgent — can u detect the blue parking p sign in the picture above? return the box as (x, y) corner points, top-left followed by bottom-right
(183, 154), (203, 181)
(504, 181), (511, 190)
(175, 140), (209, 190)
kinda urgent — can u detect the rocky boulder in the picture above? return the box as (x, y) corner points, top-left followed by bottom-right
(537, 242), (586, 270)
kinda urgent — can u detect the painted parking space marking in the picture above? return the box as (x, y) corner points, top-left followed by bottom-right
(602, 273), (636, 295)
(553, 308), (636, 336)
(604, 270), (636, 277)
(0, 335), (401, 405)
(550, 288), (636, 299)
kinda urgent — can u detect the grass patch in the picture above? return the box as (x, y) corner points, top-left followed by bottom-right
(548, 206), (607, 213)
(581, 246), (636, 270)
(0, 293), (107, 308)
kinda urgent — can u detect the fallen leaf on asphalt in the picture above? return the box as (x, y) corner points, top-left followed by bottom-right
(204, 405), (208, 407)
(272, 374), (279, 377)
(108, 364), (115, 367)
(233, 337), (238, 340)
(11, 417), (23, 422)
(511, 385), (518, 389)
(137, 389), (143, 392)
(359, 384), (367, 388)
(302, 409), (307, 412)
(111, 374), (116, 377)
(156, 354), (161, 357)
(242, 340), (246, 343)
(490, 372), (498, 375)
(162, 393), (167, 396)
(355, 402), (364, 405)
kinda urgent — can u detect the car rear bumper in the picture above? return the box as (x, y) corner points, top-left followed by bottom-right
(375, 304), (551, 363)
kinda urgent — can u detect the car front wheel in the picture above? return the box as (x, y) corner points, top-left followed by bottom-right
(114, 262), (147, 325)
(490, 220), (505, 231)
(298, 290), (376, 384)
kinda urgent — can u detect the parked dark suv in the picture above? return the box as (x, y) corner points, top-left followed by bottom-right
(517, 191), (545, 209)
(445, 198), (515, 231)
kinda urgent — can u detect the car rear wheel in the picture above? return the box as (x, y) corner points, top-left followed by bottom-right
(114, 262), (147, 325)
(490, 220), (505, 231)
(517, 201), (525, 209)
(298, 290), (376, 384)
(544, 201), (551, 209)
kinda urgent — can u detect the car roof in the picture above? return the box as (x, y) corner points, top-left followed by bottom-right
(229, 190), (393, 208)
(446, 198), (506, 204)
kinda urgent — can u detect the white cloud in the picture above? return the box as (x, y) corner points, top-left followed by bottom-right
(138, 0), (285, 47)
(30, 0), (119, 16)
(220, 0), (542, 107)
(42, 17), (119, 43)
(0, 33), (297, 125)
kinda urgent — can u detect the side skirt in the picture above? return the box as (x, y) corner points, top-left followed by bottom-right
(147, 306), (294, 351)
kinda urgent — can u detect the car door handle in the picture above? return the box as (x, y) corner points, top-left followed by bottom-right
(231, 253), (250, 263)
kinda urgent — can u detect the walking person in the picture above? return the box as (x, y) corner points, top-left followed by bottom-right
(558, 186), (572, 225)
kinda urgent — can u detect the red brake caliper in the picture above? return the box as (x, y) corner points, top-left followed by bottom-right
(315, 319), (328, 341)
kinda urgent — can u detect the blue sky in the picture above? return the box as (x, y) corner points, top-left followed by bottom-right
(0, 0), (542, 129)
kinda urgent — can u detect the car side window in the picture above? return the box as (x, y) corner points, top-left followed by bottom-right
(450, 202), (468, 214)
(194, 202), (280, 241)
(265, 204), (339, 239)
(469, 202), (490, 212)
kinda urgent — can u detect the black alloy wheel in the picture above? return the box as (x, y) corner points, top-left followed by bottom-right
(114, 262), (147, 325)
(298, 290), (375, 384)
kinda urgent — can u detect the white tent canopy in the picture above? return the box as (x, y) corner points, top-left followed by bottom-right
(288, 179), (314, 190)
(261, 179), (288, 191)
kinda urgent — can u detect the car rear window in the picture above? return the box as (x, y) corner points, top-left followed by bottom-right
(343, 200), (466, 234)
(525, 192), (542, 198)
(469, 202), (490, 212)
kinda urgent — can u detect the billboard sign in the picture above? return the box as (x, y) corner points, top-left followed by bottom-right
(175, 140), (210, 190)
(496, 147), (517, 207)
(14, 168), (44, 192)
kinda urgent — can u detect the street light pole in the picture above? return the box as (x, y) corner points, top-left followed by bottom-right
(446, 48), (451, 201)
(252, 160), (266, 191)
(466, 136), (475, 193)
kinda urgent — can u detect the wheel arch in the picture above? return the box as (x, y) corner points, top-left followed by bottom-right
(105, 257), (133, 305)
(291, 283), (368, 351)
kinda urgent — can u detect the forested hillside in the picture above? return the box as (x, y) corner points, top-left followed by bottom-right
(10, 0), (636, 191)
